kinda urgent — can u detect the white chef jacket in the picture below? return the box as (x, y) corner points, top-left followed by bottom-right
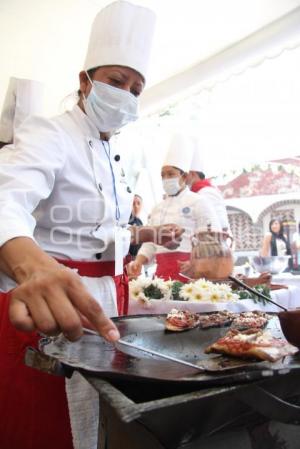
(138, 187), (221, 263)
(0, 105), (133, 291)
(197, 186), (230, 231)
(0, 105), (135, 449)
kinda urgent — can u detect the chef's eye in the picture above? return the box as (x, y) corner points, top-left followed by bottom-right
(109, 78), (122, 87)
(131, 89), (141, 97)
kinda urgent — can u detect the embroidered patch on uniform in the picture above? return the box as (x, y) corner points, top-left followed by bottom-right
(182, 207), (191, 214)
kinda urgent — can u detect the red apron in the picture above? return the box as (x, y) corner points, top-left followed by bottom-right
(0, 260), (128, 449)
(155, 252), (190, 282)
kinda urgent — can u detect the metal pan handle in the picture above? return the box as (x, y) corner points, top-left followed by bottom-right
(236, 385), (300, 424)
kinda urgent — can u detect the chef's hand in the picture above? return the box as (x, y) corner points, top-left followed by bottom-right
(9, 266), (120, 342)
(0, 237), (120, 342)
(178, 260), (191, 274)
(126, 254), (148, 279)
(127, 260), (142, 279)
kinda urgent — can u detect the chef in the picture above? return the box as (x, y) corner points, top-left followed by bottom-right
(187, 138), (231, 233)
(0, 2), (183, 449)
(127, 133), (221, 281)
(0, 76), (44, 148)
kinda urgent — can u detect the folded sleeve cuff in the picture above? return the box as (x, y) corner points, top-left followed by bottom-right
(0, 227), (35, 249)
(137, 242), (157, 264)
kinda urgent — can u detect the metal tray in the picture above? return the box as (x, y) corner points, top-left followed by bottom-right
(40, 314), (300, 387)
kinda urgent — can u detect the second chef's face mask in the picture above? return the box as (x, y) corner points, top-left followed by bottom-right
(83, 72), (138, 133)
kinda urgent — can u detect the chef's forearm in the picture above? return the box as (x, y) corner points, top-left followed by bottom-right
(0, 237), (60, 284)
(134, 254), (149, 266)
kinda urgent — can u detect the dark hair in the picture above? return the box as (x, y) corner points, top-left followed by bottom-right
(134, 194), (143, 201)
(269, 218), (291, 256)
(196, 171), (205, 179)
(269, 218), (284, 235)
(77, 67), (99, 96)
(171, 166), (185, 176)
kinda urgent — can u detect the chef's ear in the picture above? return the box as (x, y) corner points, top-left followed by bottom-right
(79, 71), (92, 97)
(181, 171), (188, 183)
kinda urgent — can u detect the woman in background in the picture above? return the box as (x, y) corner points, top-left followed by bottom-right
(261, 218), (291, 260)
(292, 222), (300, 270)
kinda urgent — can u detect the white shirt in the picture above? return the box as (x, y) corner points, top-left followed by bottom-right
(197, 186), (230, 231)
(0, 105), (133, 263)
(275, 238), (288, 256)
(138, 186), (221, 263)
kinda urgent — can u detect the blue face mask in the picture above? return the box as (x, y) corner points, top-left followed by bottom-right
(83, 73), (139, 133)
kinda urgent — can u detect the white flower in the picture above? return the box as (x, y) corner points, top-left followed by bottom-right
(180, 283), (196, 300)
(130, 276), (238, 304)
(129, 279), (143, 301)
(208, 289), (223, 302)
(151, 277), (170, 295)
(229, 293), (239, 301)
(137, 292), (150, 304)
(188, 287), (210, 302)
(216, 283), (232, 294)
(163, 289), (172, 301)
(194, 278), (213, 289)
(164, 279), (174, 290)
(140, 277), (152, 288)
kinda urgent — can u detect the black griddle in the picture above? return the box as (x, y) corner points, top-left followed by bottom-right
(26, 313), (300, 448)
(38, 313), (300, 388)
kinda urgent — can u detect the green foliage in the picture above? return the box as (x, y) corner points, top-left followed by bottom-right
(237, 284), (271, 306)
(143, 284), (164, 300)
(171, 281), (185, 301)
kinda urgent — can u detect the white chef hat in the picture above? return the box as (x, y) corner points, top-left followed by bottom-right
(163, 133), (194, 173)
(0, 77), (44, 143)
(83, 0), (156, 81)
(190, 137), (206, 173)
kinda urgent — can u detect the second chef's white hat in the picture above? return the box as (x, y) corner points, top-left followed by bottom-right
(163, 133), (194, 173)
(0, 77), (44, 143)
(83, 0), (156, 81)
(189, 136), (207, 173)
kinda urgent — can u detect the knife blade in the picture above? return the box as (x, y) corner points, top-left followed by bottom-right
(116, 338), (205, 372)
(83, 327), (204, 372)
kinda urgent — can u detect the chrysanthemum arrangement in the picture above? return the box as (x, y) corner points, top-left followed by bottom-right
(129, 277), (240, 304)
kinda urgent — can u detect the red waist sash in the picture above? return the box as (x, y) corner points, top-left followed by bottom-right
(155, 252), (190, 282)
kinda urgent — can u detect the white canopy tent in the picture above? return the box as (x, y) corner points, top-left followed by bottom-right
(1, 0), (300, 215)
